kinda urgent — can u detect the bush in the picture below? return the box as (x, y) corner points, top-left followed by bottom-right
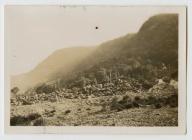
(134, 96), (141, 101)
(110, 95), (134, 111)
(33, 117), (44, 126)
(27, 113), (41, 120)
(134, 96), (146, 106)
(132, 101), (139, 107)
(11, 87), (19, 94)
(10, 113), (42, 126)
(146, 96), (157, 105)
(10, 115), (28, 126)
(154, 103), (162, 109)
(36, 84), (55, 94)
(142, 80), (153, 90)
(167, 94), (178, 107)
(111, 96), (118, 105)
(110, 96), (124, 111)
(162, 76), (171, 83)
(119, 95), (133, 109)
(122, 95), (131, 101)
(158, 97), (168, 106)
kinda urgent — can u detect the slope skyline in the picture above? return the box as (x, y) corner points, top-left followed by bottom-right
(5, 6), (183, 75)
(11, 13), (178, 92)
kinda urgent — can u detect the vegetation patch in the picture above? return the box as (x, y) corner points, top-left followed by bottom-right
(10, 113), (42, 126)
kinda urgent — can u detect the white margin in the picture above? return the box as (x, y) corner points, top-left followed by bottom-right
(0, 0), (192, 140)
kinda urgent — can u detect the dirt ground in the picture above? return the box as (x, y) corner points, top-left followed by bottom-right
(10, 96), (178, 126)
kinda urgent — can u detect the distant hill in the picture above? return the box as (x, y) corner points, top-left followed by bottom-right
(11, 14), (178, 92)
(11, 47), (95, 91)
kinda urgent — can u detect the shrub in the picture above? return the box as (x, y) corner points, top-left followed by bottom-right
(158, 97), (168, 106)
(134, 96), (147, 106)
(110, 95), (134, 111)
(119, 95), (133, 109)
(111, 96), (118, 105)
(154, 103), (162, 109)
(162, 76), (171, 83)
(27, 113), (41, 120)
(122, 95), (131, 101)
(146, 96), (157, 105)
(10, 113), (42, 126)
(132, 101), (139, 107)
(11, 87), (19, 94)
(10, 115), (28, 126)
(110, 96), (124, 111)
(142, 80), (153, 90)
(134, 96), (141, 101)
(33, 117), (44, 126)
(36, 84), (55, 94)
(167, 94), (178, 107)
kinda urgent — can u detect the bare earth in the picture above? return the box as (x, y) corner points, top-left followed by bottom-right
(11, 97), (178, 126)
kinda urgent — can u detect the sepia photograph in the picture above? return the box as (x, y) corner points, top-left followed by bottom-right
(4, 5), (186, 134)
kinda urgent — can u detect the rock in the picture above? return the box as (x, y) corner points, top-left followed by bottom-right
(65, 110), (71, 115)
(169, 80), (178, 90)
(148, 82), (176, 98)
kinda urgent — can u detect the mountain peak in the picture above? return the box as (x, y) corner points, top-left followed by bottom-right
(139, 14), (178, 33)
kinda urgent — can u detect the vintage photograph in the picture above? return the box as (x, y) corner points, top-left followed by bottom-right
(4, 6), (186, 133)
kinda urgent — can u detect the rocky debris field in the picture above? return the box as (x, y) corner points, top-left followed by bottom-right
(10, 78), (178, 126)
(10, 78), (177, 106)
(10, 97), (178, 126)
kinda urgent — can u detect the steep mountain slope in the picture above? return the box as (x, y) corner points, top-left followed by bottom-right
(76, 14), (178, 73)
(62, 14), (178, 85)
(103, 14), (178, 66)
(121, 14), (178, 66)
(11, 14), (178, 92)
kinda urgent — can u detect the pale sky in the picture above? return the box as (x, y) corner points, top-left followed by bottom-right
(5, 6), (183, 75)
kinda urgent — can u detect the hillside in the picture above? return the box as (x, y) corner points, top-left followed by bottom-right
(11, 14), (178, 93)
(11, 47), (95, 91)
(10, 14), (179, 127)
(59, 14), (178, 88)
